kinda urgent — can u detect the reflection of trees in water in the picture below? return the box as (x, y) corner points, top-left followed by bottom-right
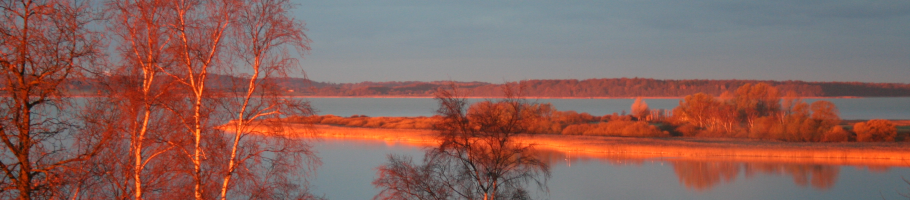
(535, 149), (649, 167)
(673, 161), (841, 191)
(857, 165), (891, 173)
(672, 162), (741, 191)
(747, 163), (840, 189)
(535, 148), (860, 192)
(374, 84), (550, 200)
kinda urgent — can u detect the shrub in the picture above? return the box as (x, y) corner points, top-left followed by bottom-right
(749, 116), (778, 140)
(821, 126), (850, 142)
(413, 117), (438, 129)
(854, 119), (897, 142)
(345, 119), (367, 127)
(319, 115), (346, 125)
(674, 124), (699, 137)
(561, 124), (591, 135)
(363, 118), (386, 128)
(565, 120), (668, 137)
(617, 121), (668, 137)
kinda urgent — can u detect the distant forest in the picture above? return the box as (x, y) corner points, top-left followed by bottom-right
(65, 77), (910, 97)
(282, 78), (910, 97)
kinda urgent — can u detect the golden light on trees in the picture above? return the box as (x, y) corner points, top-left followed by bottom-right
(854, 119), (897, 142)
(67, 0), (320, 198)
(669, 84), (849, 142)
(631, 97), (650, 121)
(0, 0), (106, 198)
(733, 83), (781, 129)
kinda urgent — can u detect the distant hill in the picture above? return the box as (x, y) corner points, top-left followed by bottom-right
(277, 78), (910, 98)
(64, 76), (910, 98)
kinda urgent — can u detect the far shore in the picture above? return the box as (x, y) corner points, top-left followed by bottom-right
(285, 95), (687, 99)
(288, 124), (910, 167)
(282, 95), (869, 99)
(57, 94), (874, 99)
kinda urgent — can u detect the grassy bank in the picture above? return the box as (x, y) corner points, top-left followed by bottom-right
(290, 115), (910, 141)
(287, 124), (910, 167)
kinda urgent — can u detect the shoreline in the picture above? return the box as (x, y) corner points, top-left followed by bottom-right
(285, 96), (687, 99)
(57, 94), (875, 99)
(283, 95), (870, 99)
(296, 124), (910, 167)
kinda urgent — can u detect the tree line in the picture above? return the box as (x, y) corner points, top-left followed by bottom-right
(301, 83), (902, 143)
(276, 78), (910, 97)
(667, 83), (899, 142)
(1, 0), (319, 199)
(56, 77), (910, 98)
(366, 82), (889, 199)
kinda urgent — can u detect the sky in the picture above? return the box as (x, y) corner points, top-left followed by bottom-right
(290, 0), (910, 83)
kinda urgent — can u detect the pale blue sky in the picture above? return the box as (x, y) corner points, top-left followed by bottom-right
(291, 0), (910, 83)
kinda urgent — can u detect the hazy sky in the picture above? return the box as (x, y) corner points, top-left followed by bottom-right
(291, 0), (910, 83)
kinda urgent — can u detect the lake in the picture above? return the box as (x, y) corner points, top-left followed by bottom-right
(304, 97), (910, 199)
(307, 97), (910, 120)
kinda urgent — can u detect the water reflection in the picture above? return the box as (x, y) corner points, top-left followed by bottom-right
(373, 93), (552, 200)
(534, 148), (893, 192)
(311, 138), (909, 199)
(672, 161), (743, 191)
(674, 161), (840, 191)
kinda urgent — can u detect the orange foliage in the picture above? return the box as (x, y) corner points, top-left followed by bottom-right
(631, 97), (650, 120)
(671, 84), (847, 142)
(300, 83), (882, 143)
(821, 126), (850, 142)
(854, 119), (897, 142)
(296, 103), (674, 139)
(562, 120), (668, 137)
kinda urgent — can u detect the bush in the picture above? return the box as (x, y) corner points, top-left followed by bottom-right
(414, 117), (438, 129)
(305, 115), (441, 130)
(561, 120), (668, 137)
(616, 122), (668, 137)
(319, 115), (347, 125)
(345, 119), (367, 127)
(674, 124), (700, 137)
(561, 124), (591, 135)
(821, 126), (850, 142)
(363, 117), (386, 128)
(854, 119), (897, 142)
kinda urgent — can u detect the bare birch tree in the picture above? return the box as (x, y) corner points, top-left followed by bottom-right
(157, 0), (240, 198)
(215, 0), (319, 198)
(375, 83), (550, 200)
(104, 0), (184, 198)
(0, 0), (107, 199)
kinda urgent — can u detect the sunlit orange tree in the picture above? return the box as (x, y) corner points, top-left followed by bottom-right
(97, 0), (184, 198)
(90, 0), (320, 199)
(215, 0), (319, 198)
(0, 0), (108, 198)
(854, 119), (897, 142)
(671, 84), (845, 142)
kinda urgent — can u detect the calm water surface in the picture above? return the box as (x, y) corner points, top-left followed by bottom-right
(305, 97), (910, 199)
(310, 139), (910, 200)
(307, 97), (910, 120)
